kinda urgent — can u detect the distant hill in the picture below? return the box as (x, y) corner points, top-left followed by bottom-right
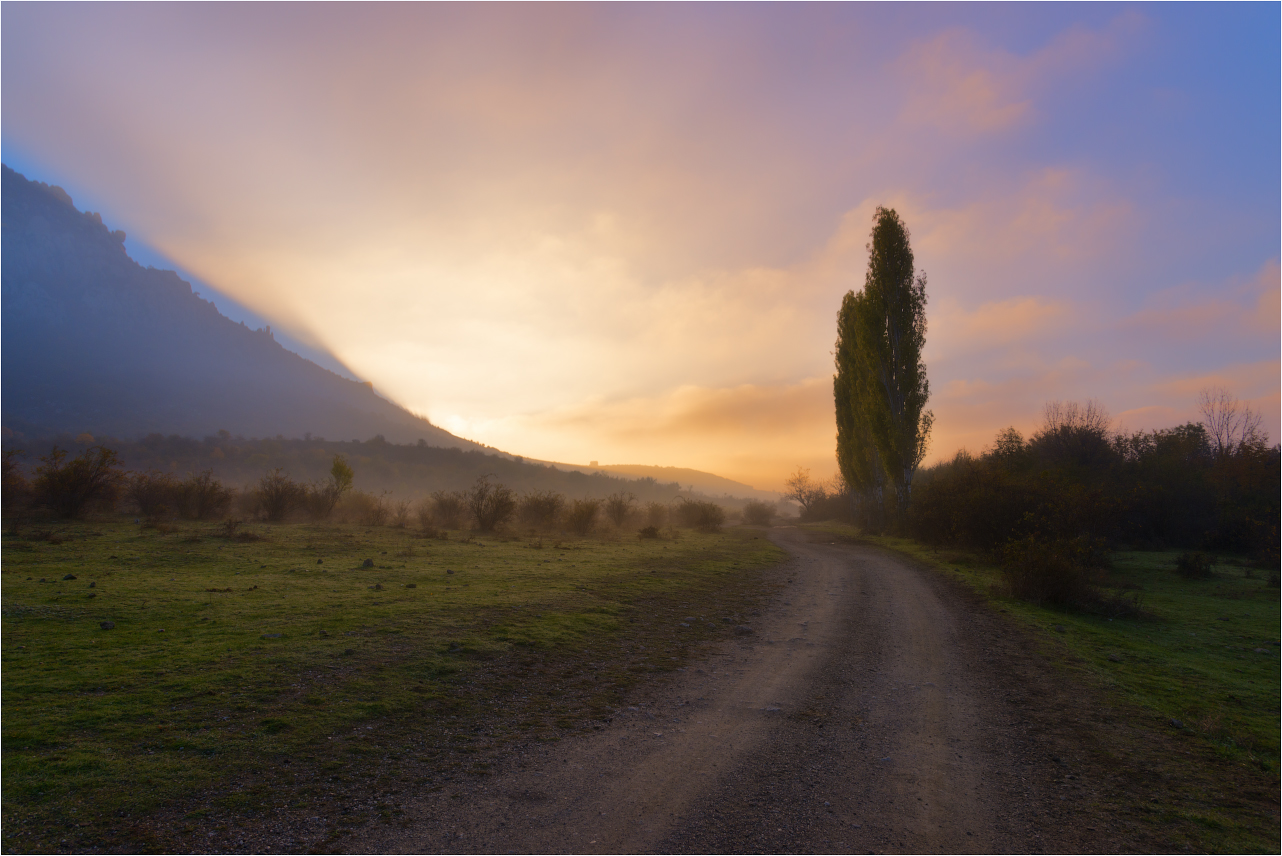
(0, 165), (488, 451)
(551, 462), (779, 501)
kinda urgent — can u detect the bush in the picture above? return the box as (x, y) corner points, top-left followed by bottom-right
(468, 476), (516, 532)
(253, 469), (307, 522)
(742, 500), (776, 526)
(177, 470), (233, 520)
(129, 471), (180, 520)
(33, 445), (124, 518)
(391, 499), (411, 528)
(1001, 534), (1106, 607)
(428, 490), (467, 529)
(674, 498), (726, 533)
(519, 490), (565, 530)
(342, 490), (390, 526)
(1175, 551), (1214, 579)
(305, 455), (354, 520)
(604, 491), (636, 528)
(566, 498), (600, 535)
(638, 525), (660, 539)
(643, 501), (668, 529)
(3, 449), (31, 514)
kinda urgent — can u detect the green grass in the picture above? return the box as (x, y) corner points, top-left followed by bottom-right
(2, 518), (784, 852)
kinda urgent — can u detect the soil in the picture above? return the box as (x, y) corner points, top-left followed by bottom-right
(340, 527), (1268, 854)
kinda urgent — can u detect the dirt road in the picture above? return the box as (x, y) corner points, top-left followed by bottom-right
(354, 527), (1135, 853)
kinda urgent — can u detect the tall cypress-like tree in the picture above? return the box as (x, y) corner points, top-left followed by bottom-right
(835, 207), (932, 514)
(834, 290), (886, 529)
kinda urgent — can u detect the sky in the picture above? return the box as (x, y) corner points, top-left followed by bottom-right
(3, 4), (1278, 491)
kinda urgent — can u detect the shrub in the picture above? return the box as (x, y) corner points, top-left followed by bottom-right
(604, 491), (636, 528)
(1175, 551), (1214, 580)
(1001, 534), (1106, 607)
(33, 445), (124, 518)
(643, 501), (668, 529)
(253, 469), (307, 522)
(519, 490), (565, 530)
(742, 500), (775, 526)
(306, 455), (354, 520)
(391, 499), (411, 528)
(638, 525), (660, 540)
(176, 470), (233, 520)
(129, 471), (180, 520)
(566, 498), (600, 535)
(468, 476), (516, 532)
(675, 498), (726, 533)
(429, 490), (467, 529)
(2, 449), (31, 514)
(343, 490), (390, 526)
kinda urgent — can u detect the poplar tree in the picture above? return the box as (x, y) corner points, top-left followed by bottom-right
(835, 207), (933, 515)
(834, 290), (886, 528)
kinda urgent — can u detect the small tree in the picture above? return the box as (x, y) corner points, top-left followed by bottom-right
(468, 476), (516, 532)
(33, 445), (124, 518)
(604, 491), (636, 528)
(309, 454), (355, 519)
(1199, 386), (1264, 459)
(782, 467), (827, 517)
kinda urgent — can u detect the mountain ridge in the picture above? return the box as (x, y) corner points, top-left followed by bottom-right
(0, 164), (490, 452)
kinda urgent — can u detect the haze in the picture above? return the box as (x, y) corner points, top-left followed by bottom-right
(3, 4), (1277, 490)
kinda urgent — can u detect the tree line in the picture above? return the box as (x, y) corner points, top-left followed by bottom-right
(2, 444), (779, 536)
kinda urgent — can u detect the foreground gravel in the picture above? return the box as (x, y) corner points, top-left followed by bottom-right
(346, 527), (1174, 854)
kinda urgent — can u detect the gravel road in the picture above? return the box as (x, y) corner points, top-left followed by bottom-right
(354, 527), (1139, 853)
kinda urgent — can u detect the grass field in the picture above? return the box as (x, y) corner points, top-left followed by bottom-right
(807, 522), (1281, 852)
(1, 518), (785, 853)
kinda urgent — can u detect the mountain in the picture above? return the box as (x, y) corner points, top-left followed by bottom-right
(551, 462), (779, 501)
(1, 165), (487, 451)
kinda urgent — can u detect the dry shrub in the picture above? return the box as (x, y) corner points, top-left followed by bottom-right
(428, 489), (467, 529)
(468, 476), (516, 532)
(604, 491), (636, 528)
(342, 490), (390, 526)
(519, 490), (565, 530)
(644, 501), (668, 529)
(391, 499), (411, 528)
(567, 498), (599, 535)
(253, 469), (307, 522)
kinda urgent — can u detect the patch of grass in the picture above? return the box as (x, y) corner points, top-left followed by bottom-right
(804, 521), (1280, 852)
(1, 519), (784, 852)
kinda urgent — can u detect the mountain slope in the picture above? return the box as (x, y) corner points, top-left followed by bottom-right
(1, 165), (486, 450)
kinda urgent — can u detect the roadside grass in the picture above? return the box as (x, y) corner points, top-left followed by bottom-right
(2, 519), (784, 853)
(805, 521), (1280, 853)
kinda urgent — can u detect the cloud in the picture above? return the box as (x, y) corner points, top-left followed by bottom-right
(469, 378), (839, 491)
(894, 13), (1140, 136)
